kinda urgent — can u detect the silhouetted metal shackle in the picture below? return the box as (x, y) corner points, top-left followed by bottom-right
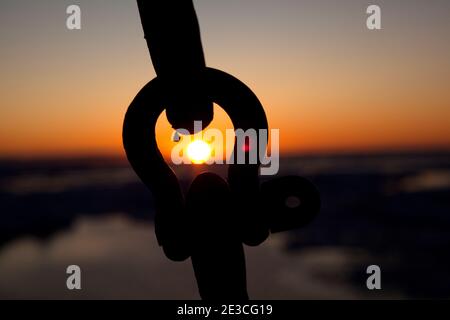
(123, 67), (272, 260)
(122, 67), (321, 273)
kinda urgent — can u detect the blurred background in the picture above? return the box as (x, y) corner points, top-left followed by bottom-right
(0, 0), (449, 299)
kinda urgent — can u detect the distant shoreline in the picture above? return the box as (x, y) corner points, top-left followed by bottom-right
(0, 148), (449, 164)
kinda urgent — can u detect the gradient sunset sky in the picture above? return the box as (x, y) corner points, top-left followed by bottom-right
(1, 0), (449, 158)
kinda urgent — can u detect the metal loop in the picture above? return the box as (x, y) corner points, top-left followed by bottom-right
(123, 67), (269, 260)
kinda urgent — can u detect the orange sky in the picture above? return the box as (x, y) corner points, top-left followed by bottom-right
(1, 1), (449, 158)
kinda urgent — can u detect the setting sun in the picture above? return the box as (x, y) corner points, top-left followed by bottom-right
(186, 140), (212, 164)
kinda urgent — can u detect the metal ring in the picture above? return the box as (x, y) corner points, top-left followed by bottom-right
(123, 67), (269, 260)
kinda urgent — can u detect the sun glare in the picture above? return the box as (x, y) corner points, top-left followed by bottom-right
(186, 140), (212, 164)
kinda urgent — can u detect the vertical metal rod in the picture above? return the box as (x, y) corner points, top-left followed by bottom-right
(136, 0), (213, 131)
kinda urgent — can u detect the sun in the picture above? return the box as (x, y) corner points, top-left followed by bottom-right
(186, 139), (212, 164)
